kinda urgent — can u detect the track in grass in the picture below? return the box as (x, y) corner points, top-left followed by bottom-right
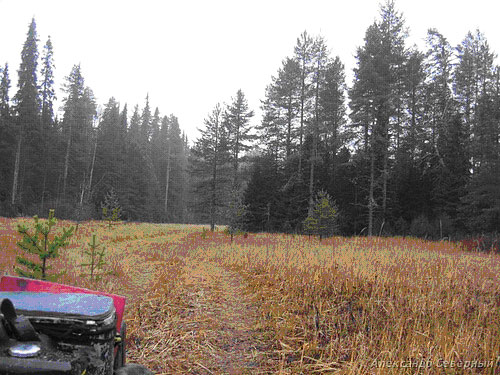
(178, 257), (270, 374)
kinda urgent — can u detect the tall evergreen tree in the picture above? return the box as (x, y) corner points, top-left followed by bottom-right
(294, 31), (315, 175)
(259, 58), (301, 163)
(0, 64), (12, 211)
(318, 56), (347, 192)
(190, 104), (231, 230)
(307, 35), (329, 212)
(40, 36), (55, 130)
(12, 18), (40, 208)
(163, 115), (187, 222)
(349, 1), (408, 235)
(59, 64), (96, 215)
(128, 104), (140, 143)
(423, 29), (468, 225)
(454, 30), (496, 173)
(0, 63), (10, 120)
(140, 94), (151, 143)
(39, 36), (56, 214)
(225, 89), (254, 189)
(95, 97), (122, 191)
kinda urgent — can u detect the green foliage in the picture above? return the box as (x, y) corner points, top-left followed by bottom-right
(303, 190), (339, 240)
(15, 209), (74, 281)
(79, 234), (108, 284)
(102, 188), (122, 228)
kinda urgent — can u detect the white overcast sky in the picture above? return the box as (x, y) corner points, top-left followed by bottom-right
(0, 0), (499, 143)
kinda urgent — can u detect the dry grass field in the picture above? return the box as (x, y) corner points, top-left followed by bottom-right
(1, 217), (500, 374)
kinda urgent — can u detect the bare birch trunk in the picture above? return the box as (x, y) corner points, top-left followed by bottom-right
(86, 134), (98, 202)
(62, 125), (72, 199)
(368, 146), (375, 237)
(11, 134), (22, 206)
(164, 142), (171, 217)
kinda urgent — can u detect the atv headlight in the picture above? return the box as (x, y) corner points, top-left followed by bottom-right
(8, 343), (41, 358)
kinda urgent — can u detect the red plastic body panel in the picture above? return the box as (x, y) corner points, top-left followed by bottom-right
(0, 275), (126, 332)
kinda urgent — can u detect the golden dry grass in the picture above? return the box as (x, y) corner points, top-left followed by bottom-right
(1, 217), (500, 374)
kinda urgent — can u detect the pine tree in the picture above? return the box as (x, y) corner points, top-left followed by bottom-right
(318, 56), (347, 192)
(454, 30), (496, 173)
(95, 97), (121, 188)
(423, 29), (468, 225)
(294, 31), (315, 175)
(140, 94), (151, 143)
(243, 154), (283, 232)
(307, 35), (329, 212)
(40, 36), (55, 130)
(0, 63), (10, 120)
(122, 103), (149, 220)
(12, 18), (40, 208)
(303, 190), (339, 240)
(15, 209), (74, 281)
(259, 57), (300, 162)
(0, 64), (12, 212)
(80, 234), (108, 284)
(164, 115), (188, 222)
(190, 103), (231, 230)
(225, 89), (254, 189)
(349, 1), (408, 235)
(101, 188), (122, 228)
(59, 64), (96, 213)
(128, 104), (140, 143)
(39, 36), (56, 214)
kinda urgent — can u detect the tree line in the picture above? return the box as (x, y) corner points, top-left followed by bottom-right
(1, 1), (499, 238)
(0, 18), (189, 222)
(194, 1), (500, 238)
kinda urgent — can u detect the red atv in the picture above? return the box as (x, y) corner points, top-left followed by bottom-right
(0, 275), (153, 375)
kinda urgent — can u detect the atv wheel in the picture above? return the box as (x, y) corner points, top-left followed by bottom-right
(114, 321), (126, 369)
(115, 363), (154, 375)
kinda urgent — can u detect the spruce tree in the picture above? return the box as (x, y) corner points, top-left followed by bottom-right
(303, 190), (339, 240)
(318, 56), (347, 192)
(101, 188), (122, 228)
(294, 31), (315, 175)
(0, 64), (12, 211)
(40, 36), (55, 130)
(12, 18), (40, 207)
(39, 36), (56, 214)
(190, 104), (231, 230)
(349, 1), (408, 235)
(0, 63), (10, 120)
(60, 64), (96, 212)
(225, 89), (254, 189)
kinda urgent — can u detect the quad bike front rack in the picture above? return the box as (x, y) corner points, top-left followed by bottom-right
(0, 275), (153, 375)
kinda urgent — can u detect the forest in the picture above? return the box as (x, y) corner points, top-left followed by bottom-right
(0, 1), (499, 238)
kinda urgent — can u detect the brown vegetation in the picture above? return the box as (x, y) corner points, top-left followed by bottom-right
(1, 218), (499, 374)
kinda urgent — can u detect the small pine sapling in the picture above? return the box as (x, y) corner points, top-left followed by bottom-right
(303, 190), (339, 241)
(15, 209), (74, 281)
(101, 189), (122, 229)
(80, 234), (108, 284)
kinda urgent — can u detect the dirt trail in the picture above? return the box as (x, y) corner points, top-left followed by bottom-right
(179, 257), (269, 374)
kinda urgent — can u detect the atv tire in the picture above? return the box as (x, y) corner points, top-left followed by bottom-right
(115, 364), (154, 375)
(114, 321), (126, 369)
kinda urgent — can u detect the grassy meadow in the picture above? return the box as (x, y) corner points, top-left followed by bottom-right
(1, 217), (500, 374)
